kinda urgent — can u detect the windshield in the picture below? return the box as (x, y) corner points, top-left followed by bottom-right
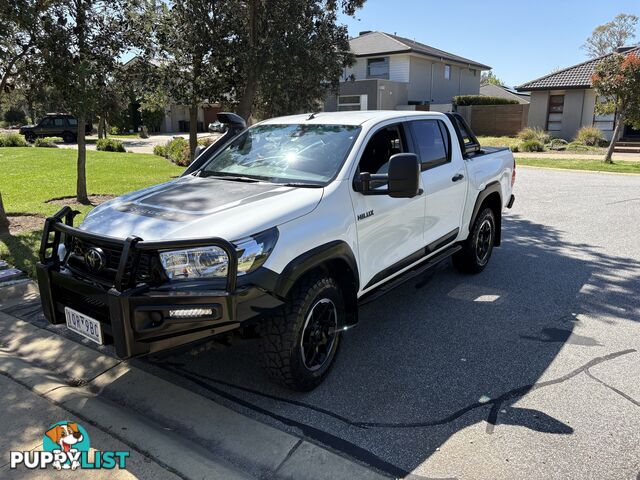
(200, 124), (361, 184)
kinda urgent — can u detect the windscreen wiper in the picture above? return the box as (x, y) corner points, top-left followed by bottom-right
(200, 173), (261, 183)
(278, 182), (324, 188)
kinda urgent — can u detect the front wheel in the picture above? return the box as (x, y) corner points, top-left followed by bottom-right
(453, 207), (496, 274)
(260, 273), (343, 391)
(24, 132), (36, 143)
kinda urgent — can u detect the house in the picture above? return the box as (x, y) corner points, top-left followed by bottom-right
(323, 31), (490, 112)
(480, 84), (530, 104)
(516, 46), (640, 141)
(121, 56), (221, 134)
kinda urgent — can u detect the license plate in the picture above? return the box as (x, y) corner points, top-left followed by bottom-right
(64, 307), (103, 345)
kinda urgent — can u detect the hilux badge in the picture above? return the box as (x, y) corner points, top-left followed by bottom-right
(84, 248), (106, 272)
(357, 210), (374, 221)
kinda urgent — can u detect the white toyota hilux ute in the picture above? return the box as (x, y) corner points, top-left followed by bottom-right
(37, 110), (515, 391)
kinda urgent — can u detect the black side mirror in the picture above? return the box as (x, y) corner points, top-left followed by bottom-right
(387, 153), (420, 198)
(355, 153), (421, 198)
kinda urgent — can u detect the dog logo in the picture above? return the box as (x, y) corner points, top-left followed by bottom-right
(84, 247), (106, 272)
(43, 421), (90, 470)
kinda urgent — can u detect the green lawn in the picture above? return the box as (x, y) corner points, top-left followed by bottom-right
(477, 136), (521, 151)
(516, 157), (640, 174)
(0, 147), (184, 275)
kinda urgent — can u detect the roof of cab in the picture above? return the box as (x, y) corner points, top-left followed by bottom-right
(258, 110), (447, 127)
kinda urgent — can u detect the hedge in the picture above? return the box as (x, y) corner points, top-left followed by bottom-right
(453, 95), (519, 106)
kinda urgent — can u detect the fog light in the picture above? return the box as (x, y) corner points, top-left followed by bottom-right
(169, 308), (214, 319)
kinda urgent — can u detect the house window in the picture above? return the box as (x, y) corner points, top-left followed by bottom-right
(547, 95), (564, 131)
(593, 95), (615, 131)
(444, 64), (451, 80)
(367, 57), (389, 79)
(338, 94), (368, 111)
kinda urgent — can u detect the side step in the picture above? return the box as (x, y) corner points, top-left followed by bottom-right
(358, 245), (461, 306)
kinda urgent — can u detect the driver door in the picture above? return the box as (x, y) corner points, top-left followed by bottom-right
(350, 122), (426, 291)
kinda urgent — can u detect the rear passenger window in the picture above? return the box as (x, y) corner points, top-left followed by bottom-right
(67, 118), (78, 126)
(54, 118), (66, 127)
(410, 120), (449, 170)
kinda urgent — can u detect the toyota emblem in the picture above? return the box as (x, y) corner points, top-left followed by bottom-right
(84, 247), (106, 272)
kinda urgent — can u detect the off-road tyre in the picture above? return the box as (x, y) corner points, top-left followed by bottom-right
(453, 207), (496, 274)
(260, 273), (343, 391)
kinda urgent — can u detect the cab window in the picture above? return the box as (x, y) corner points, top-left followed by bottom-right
(409, 120), (450, 170)
(40, 118), (51, 127)
(358, 124), (406, 175)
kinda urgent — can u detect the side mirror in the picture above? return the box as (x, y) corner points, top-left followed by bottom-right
(387, 153), (420, 198)
(356, 153), (421, 198)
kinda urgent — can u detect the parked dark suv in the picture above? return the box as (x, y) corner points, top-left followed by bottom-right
(19, 113), (92, 143)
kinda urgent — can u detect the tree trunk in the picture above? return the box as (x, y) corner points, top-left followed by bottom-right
(0, 192), (9, 231)
(189, 102), (198, 162)
(76, 113), (90, 204)
(97, 116), (106, 139)
(604, 116), (624, 164)
(237, 0), (260, 122)
(75, 0), (89, 204)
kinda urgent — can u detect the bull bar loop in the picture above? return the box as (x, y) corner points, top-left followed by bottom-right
(39, 206), (238, 293)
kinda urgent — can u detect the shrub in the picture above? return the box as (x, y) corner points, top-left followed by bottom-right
(517, 127), (550, 144)
(574, 126), (606, 146)
(453, 95), (519, 106)
(153, 144), (167, 157)
(566, 141), (592, 152)
(3, 107), (26, 125)
(165, 137), (191, 166)
(96, 138), (126, 152)
(34, 137), (58, 148)
(0, 133), (28, 147)
(198, 137), (215, 148)
(548, 138), (568, 151)
(520, 139), (545, 152)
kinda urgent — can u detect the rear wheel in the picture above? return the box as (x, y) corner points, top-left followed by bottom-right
(62, 131), (76, 144)
(260, 273), (343, 391)
(453, 207), (496, 274)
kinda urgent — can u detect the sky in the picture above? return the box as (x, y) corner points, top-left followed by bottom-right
(337, 0), (640, 87)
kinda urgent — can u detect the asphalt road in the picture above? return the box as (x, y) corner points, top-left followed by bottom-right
(7, 167), (640, 479)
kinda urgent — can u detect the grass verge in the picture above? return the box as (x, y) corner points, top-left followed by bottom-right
(516, 157), (640, 174)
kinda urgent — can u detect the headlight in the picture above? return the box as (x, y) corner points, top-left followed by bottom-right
(159, 227), (278, 280)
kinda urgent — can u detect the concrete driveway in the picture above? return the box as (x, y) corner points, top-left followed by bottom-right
(3, 167), (640, 479)
(57, 133), (221, 154)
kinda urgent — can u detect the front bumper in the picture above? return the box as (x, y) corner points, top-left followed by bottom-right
(36, 207), (283, 358)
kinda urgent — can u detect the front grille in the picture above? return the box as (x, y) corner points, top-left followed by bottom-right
(65, 237), (162, 286)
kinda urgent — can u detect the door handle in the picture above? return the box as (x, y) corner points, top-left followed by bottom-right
(452, 173), (464, 182)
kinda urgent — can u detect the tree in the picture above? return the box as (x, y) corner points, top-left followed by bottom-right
(591, 51), (640, 163)
(480, 70), (503, 86)
(583, 13), (638, 58)
(41, 0), (140, 203)
(151, 1), (233, 161)
(234, 0), (365, 121)
(0, 0), (47, 229)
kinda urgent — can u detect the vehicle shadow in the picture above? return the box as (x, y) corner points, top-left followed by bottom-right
(144, 213), (640, 477)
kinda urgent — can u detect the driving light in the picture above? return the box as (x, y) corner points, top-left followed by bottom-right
(159, 227), (278, 280)
(169, 308), (214, 318)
